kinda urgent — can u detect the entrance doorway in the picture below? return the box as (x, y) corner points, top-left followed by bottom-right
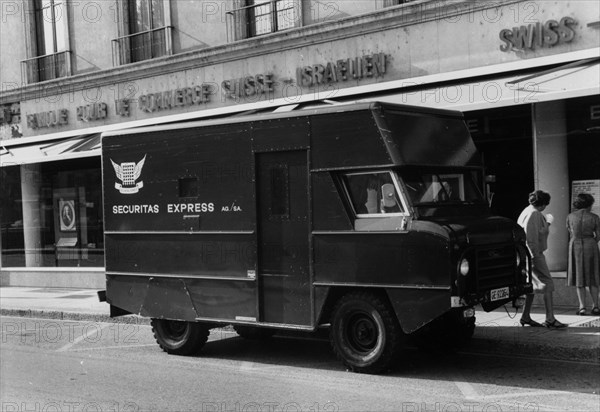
(464, 106), (534, 221)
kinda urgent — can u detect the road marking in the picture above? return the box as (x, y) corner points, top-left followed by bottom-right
(453, 381), (584, 411)
(459, 350), (598, 366)
(239, 361), (255, 371)
(57, 323), (111, 352)
(475, 390), (576, 400)
(484, 400), (565, 412)
(453, 378), (480, 399)
(70, 344), (157, 351)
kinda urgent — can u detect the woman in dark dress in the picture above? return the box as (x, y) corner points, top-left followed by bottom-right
(567, 193), (600, 316)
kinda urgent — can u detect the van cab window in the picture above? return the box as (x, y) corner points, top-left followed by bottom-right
(400, 170), (484, 205)
(343, 172), (405, 217)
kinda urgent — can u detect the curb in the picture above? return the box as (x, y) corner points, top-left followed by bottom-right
(0, 308), (150, 325)
(467, 336), (600, 365)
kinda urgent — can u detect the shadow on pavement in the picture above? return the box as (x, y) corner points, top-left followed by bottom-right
(190, 332), (599, 396)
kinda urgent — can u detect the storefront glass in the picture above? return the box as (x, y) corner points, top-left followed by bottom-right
(464, 105), (534, 221)
(566, 95), (600, 215)
(566, 96), (600, 180)
(1, 158), (103, 267)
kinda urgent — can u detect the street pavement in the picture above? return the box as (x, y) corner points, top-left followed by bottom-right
(1, 286), (598, 364)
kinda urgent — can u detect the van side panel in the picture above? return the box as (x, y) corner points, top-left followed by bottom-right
(313, 232), (450, 286)
(103, 124), (258, 321)
(106, 275), (256, 321)
(103, 124), (255, 233)
(105, 233), (255, 276)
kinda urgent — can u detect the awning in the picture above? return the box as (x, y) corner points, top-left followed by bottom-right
(362, 58), (600, 111)
(0, 133), (100, 167)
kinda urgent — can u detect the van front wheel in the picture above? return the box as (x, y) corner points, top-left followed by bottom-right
(151, 319), (209, 356)
(330, 292), (402, 374)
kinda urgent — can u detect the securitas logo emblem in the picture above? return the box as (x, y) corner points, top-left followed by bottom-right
(110, 155), (146, 194)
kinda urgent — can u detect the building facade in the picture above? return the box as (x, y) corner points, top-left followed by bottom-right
(1, 0), (599, 295)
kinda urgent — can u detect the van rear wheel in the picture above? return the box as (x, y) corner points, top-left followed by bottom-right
(151, 319), (209, 356)
(330, 292), (402, 374)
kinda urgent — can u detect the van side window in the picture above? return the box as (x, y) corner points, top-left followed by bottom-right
(344, 172), (405, 217)
(270, 165), (290, 219)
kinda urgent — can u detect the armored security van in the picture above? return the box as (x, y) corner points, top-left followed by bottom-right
(100, 101), (532, 373)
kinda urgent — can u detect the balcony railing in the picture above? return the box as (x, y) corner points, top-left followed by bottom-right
(112, 26), (173, 66)
(226, 1), (298, 42)
(20, 51), (71, 85)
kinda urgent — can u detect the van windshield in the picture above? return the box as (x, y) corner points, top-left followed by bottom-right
(398, 169), (485, 206)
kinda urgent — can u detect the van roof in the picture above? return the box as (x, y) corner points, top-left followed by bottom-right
(101, 101), (464, 138)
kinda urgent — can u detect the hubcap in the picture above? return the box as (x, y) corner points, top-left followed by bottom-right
(164, 320), (188, 339)
(346, 313), (378, 353)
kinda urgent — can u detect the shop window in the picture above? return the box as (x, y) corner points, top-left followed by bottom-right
(566, 96), (600, 198)
(227, 0), (300, 41)
(0, 159), (104, 268)
(21, 0), (71, 84)
(343, 171), (406, 216)
(464, 106), (533, 220)
(112, 0), (173, 66)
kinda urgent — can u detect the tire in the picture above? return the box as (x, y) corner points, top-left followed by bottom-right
(233, 325), (275, 340)
(330, 292), (403, 374)
(151, 319), (210, 356)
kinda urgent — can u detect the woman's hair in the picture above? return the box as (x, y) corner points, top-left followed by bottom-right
(573, 193), (595, 210)
(528, 190), (551, 207)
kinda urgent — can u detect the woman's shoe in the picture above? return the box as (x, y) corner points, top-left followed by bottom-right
(576, 308), (587, 316)
(542, 319), (568, 329)
(591, 307), (600, 316)
(519, 318), (542, 327)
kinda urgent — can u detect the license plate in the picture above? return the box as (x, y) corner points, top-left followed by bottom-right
(490, 287), (510, 302)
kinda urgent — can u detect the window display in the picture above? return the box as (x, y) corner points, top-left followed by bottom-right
(0, 158), (103, 267)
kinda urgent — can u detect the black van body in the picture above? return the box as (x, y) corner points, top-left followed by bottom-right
(101, 101), (532, 373)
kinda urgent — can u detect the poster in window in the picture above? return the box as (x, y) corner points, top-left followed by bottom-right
(571, 180), (600, 215)
(59, 200), (76, 232)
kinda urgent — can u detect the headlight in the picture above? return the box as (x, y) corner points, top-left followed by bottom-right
(459, 258), (470, 276)
(516, 252), (521, 268)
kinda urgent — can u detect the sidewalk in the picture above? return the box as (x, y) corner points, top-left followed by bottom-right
(1, 286), (598, 364)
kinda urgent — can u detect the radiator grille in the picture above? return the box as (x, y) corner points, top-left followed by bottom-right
(475, 245), (517, 291)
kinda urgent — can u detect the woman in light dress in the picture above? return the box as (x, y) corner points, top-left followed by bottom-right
(517, 190), (567, 329)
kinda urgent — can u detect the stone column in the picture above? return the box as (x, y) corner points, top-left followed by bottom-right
(532, 101), (569, 271)
(20, 163), (43, 267)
